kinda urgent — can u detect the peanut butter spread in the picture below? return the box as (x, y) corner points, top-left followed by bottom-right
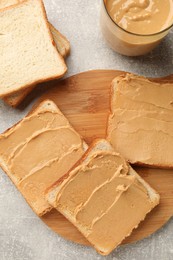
(106, 0), (173, 34)
(0, 108), (87, 215)
(108, 74), (173, 167)
(55, 150), (154, 253)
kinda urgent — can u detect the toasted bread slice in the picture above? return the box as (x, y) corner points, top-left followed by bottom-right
(0, 100), (88, 216)
(107, 73), (173, 168)
(0, 0), (67, 97)
(46, 139), (160, 255)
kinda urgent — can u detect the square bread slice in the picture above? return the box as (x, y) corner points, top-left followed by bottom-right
(46, 139), (160, 255)
(0, 0), (70, 58)
(0, 100), (88, 216)
(2, 23), (70, 108)
(0, 0), (67, 97)
(107, 73), (173, 168)
(2, 23), (70, 107)
(0, 0), (70, 107)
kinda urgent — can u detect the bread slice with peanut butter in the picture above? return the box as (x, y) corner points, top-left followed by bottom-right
(0, 100), (88, 216)
(107, 73), (173, 168)
(46, 139), (160, 255)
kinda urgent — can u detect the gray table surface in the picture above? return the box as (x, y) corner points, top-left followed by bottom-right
(0, 1), (173, 259)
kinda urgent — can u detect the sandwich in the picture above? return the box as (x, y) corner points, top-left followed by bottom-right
(0, 100), (87, 216)
(107, 73), (173, 168)
(46, 139), (160, 255)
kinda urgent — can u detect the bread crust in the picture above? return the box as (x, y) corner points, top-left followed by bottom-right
(106, 73), (126, 140)
(3, 88), (33, 107)
(49, 23), (70, 58)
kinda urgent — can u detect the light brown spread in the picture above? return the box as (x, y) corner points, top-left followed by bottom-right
(0, 109), (86, 215)
(108, 74), (173, 167)
(101, 0), (173, 56)
(55, 150), (154, 253)
(106, 0), (173, 34)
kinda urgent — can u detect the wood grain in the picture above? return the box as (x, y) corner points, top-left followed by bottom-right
(36, 70), (173, 246)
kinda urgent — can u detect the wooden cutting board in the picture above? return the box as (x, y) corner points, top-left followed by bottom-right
(34, 70), (173, 246)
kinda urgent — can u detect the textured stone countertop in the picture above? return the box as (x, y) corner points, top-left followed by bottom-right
(0, 1), (173, 259)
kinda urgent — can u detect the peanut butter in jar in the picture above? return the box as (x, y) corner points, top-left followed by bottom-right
(100, 0), (173, 56)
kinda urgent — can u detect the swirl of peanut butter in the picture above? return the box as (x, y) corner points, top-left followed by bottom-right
(106, 0), (173, 34)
